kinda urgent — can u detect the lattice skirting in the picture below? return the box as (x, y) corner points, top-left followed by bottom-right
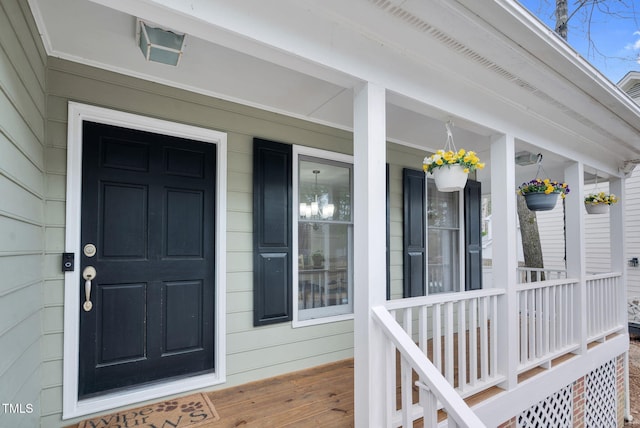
(585, 359), (617, 427)
(517, 384), (573, 428)
(512, 356), (622, 428)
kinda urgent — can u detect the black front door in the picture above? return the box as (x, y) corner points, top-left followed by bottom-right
(78, 121), (216, 398)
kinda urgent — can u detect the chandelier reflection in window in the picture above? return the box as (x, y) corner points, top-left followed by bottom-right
(299, 170), (335, 219)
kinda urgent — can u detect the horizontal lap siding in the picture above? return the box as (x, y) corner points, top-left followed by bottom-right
(626, 169), (640, 298)
(44, 58), (360, 427)
(0, 2), (46, 428)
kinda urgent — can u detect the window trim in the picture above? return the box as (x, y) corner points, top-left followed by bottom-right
(292, 145), (354, 327)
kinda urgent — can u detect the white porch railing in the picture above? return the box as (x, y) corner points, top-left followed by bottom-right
(586, 272), (622, 342)
(371, 272), (625, 427)
(372, 306), (487, 428)
(517, 267), (567, 283)
(515, 278), (580, 373)
(384, 290), (505, 396)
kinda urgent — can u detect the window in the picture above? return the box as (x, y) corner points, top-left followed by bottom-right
(427, 179), (461, 294)
(294, 148), (353, 324)
(403, 168), (480, 297)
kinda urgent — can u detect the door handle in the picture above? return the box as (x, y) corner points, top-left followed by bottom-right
(82, 266), (97, 312)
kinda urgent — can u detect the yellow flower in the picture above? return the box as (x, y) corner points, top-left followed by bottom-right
(463, 168), (470, 173)
(477, 162), (485, 169)
(436, 159), (443, 166)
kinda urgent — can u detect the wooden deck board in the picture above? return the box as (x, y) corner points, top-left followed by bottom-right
(203, 359), (354, 427)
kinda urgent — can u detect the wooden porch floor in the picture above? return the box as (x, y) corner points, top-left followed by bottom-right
(201, 359), (355, 427)
(71, 349), (588, 428)
(193, 358), (503, 427)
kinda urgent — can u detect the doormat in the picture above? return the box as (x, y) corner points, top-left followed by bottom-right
(78, 393), (220, 428)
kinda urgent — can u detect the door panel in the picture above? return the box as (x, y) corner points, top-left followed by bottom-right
(79, 121), (216, 398)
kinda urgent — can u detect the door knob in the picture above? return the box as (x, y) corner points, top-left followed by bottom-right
(82, 266), (97, 312)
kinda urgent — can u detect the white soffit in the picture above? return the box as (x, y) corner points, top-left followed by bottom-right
(29, 0), (640, 160)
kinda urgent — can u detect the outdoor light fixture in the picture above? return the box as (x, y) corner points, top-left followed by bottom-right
(515, 151), (540, 166)
(299, 170), (335, 219)
(137, 19), (185, 66)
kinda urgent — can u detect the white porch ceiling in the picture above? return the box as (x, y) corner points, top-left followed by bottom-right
(28, 0), (640, 183)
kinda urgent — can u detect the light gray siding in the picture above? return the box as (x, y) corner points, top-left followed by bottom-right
(536, 204), (567, 272)
(0, 1), (47, 427)
(41, 57), (428, 426)
(625, 169), (640, 298)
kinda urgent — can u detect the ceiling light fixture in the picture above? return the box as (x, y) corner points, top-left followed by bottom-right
(515, 151), (540, 166)
(299, 170), (335, 219)
(137, 19), (185, 66)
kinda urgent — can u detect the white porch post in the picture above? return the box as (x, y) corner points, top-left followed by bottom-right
(490, 133), (518, 389)
(609, 175), (632, 421)
(353, 82), (387, 426)
(564, 162), (587, 354)
(609, 176), (626, 324)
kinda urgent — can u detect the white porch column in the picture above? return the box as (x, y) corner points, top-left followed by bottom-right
(564, 162), (587, 354)
(490, 133), (518, 389)
(609, 175), (632, 421)
(609, 176), (627, 325)
(353, 82), (387, 427)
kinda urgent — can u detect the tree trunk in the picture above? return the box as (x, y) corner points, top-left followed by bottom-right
(555, 0), (569, 40)
(517, 194), (545, 281)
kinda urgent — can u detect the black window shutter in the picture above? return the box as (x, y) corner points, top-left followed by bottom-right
(464, 179), (483, 291)
(253, 139), (292, 326)
(402, 168), (426, 297)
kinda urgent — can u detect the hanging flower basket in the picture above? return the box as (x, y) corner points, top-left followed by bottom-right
(422, 121), (484, 192)
(431, 164), (469, 192)
(517, 176), (570, 212)
(584, 191), (617, 215)
(523, 191), (559, 211)
(584, 203), (609, 214)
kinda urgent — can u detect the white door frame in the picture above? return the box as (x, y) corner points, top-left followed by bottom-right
(62, 102), (227, 419)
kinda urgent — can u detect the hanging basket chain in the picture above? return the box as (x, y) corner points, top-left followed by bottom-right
(534, 153), (549, 180)
(443, 120), (457, 153)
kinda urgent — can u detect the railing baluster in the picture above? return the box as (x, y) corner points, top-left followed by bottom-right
(386, 341), (396, 425)
(543, 286), (549, 356)
(419, 305), (428, 354)
(445, 301), (454, 385)
(469, 298), (478, 386)
(433, 304), (442, 373)
(535, 288), (543, 359)
(400, 354), (413, 427)
(550, 285), (557, 353)
(490, 295), (498, 376)
(419, 383), (438, 428)
(457, 300), (466, 391)
(528, 290), (535, 361)
(403, 306), (412, 338)
(479, 297), (489, 381)
(519, 290), (526, 364)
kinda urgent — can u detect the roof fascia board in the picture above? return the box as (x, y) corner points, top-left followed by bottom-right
(455, 0), (640, 127)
